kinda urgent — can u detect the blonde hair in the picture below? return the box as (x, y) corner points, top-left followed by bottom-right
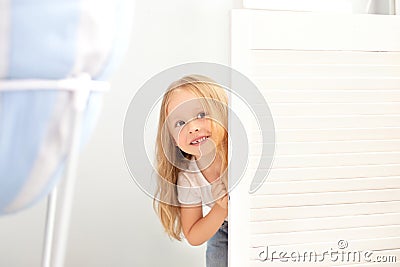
(153, 74), (228, 240)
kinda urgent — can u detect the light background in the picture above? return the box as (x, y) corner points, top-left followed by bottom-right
(0, 0), (393, 266)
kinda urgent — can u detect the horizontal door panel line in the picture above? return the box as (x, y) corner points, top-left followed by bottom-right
(250, 211), (400, 223)
(252, 164), (400, 171)
(261, 89), (400, 93)
(252, 187), (400, 196)
(255, 152), (400, 158)
(267, 103), (400, 106)
(251, 163), (400, 171)
(249, 212), (400, 224)
(250, 201), (400, 221)
(266, 176), (400, 184)
(254, 139), (400, 143)
(250, 200), (400, 210)
(257, 101), (400, 104)
(250, 225), (400, 236)
(249, 225), (400, 240)
(250, 200), (400, 211)
(251, 75), (400, 79)
(250, 75), (400, 79)
(250, 63), (400, 67)
(257, 176), (400, 185)
(250, 49), (400, 55)
(251, 48), (400, 53)
(250, 225), (400, 247)
(272, 114), (400, 118)
(254, 128), (400, 133)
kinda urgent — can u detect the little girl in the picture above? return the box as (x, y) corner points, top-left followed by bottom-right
(154, 74), (229, 267)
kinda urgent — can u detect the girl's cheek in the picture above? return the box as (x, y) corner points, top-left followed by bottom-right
(177, 131), (186, 145)
(168, 129), (179, 146)
(207, 117), (215, 128)
(171, 129), (182, 144)
(213, 124), (226, 145)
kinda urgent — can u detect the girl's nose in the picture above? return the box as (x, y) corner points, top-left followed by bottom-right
(188, 126), (199, 134)
(188, 120), (200, 134)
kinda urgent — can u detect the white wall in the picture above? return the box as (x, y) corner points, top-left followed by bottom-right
(0, 1), (240, 266)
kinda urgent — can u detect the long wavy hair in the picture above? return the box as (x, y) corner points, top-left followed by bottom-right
(153, 74), (228, 240)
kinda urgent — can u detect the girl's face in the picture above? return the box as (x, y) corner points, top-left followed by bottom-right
(166, 88), (224, 159)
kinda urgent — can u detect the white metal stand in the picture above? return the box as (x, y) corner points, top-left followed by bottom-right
(42, 86), (90, 267)
(0, 74), (109, 267)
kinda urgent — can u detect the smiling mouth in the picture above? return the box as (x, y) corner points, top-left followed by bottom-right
(190, 136), (209, 145)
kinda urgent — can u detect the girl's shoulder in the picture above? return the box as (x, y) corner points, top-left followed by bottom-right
(177, 170), (197, 187)
(177, 157), (210, 187)
(177, 157), (199, 185)
(176, 170), (202, 205)
(177, 169), (210, 189)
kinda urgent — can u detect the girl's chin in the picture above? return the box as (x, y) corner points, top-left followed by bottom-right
(182, 140), (217, 159)
(194, 150), (216, 160)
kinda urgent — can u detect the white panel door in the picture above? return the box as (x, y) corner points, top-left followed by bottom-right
(230, 9), (400, 267)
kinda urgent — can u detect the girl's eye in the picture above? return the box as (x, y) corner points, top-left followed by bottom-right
(197, 112), (206, 119)
(175, 120), (185, 127)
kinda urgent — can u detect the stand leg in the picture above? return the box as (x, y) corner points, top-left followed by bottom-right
(41, 88), (89, 267)
(42, 188), (58, 267)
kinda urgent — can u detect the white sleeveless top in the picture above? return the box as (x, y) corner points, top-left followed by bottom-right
(176, 157), (228, 221)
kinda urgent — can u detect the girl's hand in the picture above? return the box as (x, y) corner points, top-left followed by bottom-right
(215, 193), (228, 210)
(211, 177), (228, 210)
(221, 173), (228, 193)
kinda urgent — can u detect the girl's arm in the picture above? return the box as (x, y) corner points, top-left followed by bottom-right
(180, 194), (228, 246)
